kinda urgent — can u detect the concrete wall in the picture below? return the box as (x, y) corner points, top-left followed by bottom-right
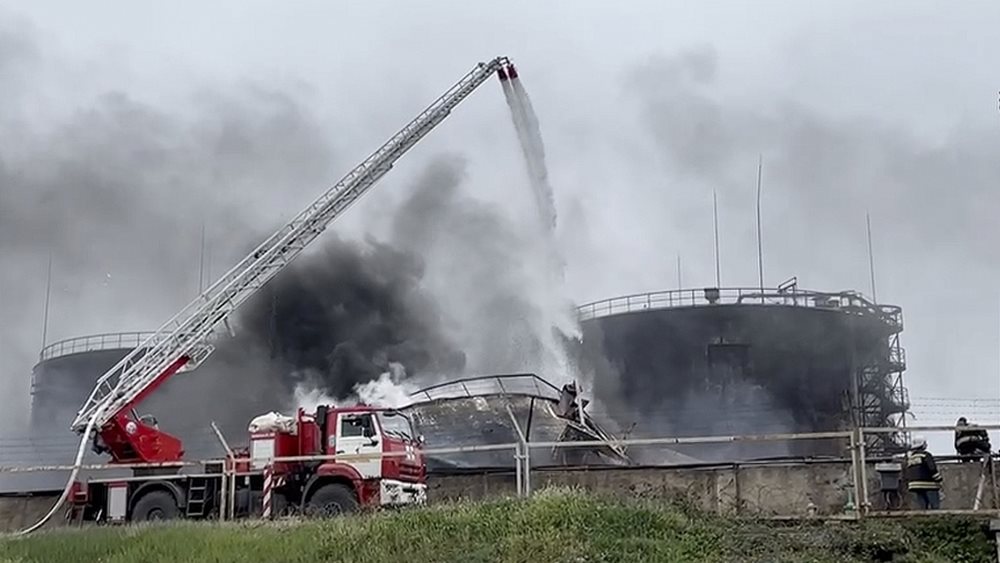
(428, 459), (998, 516)
(0, 459), (995, 532)
(428, 462), (857, 516)
(0, 494), (68, 533)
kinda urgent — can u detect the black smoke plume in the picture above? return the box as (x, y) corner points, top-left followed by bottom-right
(235, 236), (467, 399)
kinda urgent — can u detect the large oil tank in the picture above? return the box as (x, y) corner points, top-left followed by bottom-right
(577, 286), (909, 462)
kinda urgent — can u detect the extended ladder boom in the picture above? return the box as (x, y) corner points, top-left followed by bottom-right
(71, 57), (512, 457)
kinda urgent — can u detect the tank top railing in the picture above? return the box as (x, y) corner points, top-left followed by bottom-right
(577, 287), (902, 330)
(39, 332), (158, 363)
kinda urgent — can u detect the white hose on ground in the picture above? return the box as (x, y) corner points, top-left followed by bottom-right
(15, 400), (110, 535)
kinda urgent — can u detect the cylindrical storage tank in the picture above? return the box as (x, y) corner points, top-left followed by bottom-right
(578, 287), (908, 462)
(30, 333), (156, 434)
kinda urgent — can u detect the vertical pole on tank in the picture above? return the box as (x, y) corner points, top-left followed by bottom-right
(866, 212), (877, 303)
(41, 253), (53, 348)
(713, 190), (721, 288)
(755, 154), (764, 302)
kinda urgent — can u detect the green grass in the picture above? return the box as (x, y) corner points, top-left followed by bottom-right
(0, 489), (995, 563)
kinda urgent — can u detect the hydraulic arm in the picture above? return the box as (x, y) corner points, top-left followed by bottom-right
(71, 57), (514, 463)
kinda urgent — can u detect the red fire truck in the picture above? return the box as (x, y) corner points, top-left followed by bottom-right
(71, 405), (425, 522)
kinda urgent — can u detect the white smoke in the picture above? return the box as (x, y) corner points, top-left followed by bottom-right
(292, 362), (417, 412)
(292, 382), (337, 415)
(352, 362), (417, 408)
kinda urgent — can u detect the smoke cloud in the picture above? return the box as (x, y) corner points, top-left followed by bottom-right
(234, 232), (467, 399)
(3, 18), (583, 445)
(0, 22), (336, 431)
(211, 153), (581, 420)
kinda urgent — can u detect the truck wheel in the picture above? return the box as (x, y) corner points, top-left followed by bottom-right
(132, 490), (180, 521)
(305, 484), (359, 517)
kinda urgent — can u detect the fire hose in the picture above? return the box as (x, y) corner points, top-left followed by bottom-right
(15, 401), (110, 535)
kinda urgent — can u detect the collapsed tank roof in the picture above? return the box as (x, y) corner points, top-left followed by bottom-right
(400, 374), (637, 471)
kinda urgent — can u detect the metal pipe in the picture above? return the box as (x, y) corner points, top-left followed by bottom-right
(865, 424), (1000, 434)
(210, 421), (235, 459)
(529, 430), (852, 450)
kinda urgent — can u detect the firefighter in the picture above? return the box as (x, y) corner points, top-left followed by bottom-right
(954, 417), (991, 462)
(905, 436), (942, 510)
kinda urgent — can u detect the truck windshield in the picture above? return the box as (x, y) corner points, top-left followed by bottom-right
(378, 411), (414, 441)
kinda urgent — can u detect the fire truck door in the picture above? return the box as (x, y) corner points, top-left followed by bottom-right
(336, 412), (382, 478)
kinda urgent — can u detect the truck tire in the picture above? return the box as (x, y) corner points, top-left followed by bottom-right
(305, 483), (359, 517)
(132, 490), (180, 522)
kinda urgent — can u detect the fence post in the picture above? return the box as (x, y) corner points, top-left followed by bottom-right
(513, 441), (523, 497)
(848, 428), (862, 520)
(857, 428), (870, 515)
(506, 405), (528, 498)
(262, 463), (273, 519)
(524, 440), (531, 496)
(219, 464), (228, 522)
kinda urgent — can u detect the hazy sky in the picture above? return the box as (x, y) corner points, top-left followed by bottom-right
(2, 1), (999, 437)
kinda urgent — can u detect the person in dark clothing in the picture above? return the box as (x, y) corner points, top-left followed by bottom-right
(955, 417), (991, 462)
(905, 436), (942, 510)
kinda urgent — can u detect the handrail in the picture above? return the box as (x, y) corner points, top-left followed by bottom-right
(12, 424), (988, 475)
(577, 287), (903, 329)
(38, 332), (158, 363)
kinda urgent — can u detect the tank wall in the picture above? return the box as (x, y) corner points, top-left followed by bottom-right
(580, 304), (893, 461)
(30, 349), (130, 433)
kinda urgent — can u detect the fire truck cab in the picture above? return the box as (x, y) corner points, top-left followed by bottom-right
(72, 405), (426, 522)
(247, 405), (427, 516)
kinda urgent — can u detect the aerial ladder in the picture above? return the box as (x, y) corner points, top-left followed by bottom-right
(69, 56), (517, 466)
